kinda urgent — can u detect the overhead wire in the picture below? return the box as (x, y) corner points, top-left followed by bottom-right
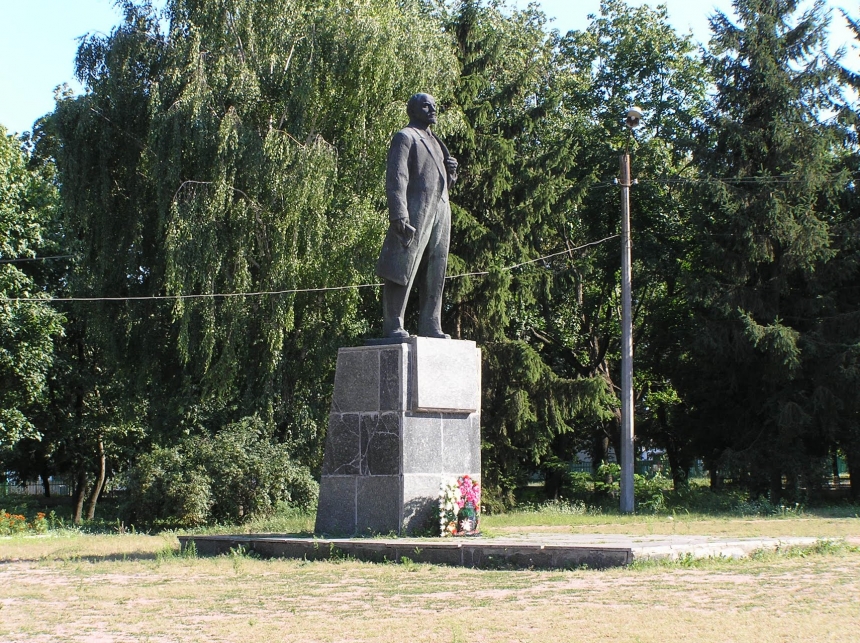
(0, 236), (618, 304)
(0, 255), (76, 263)
(2, 170), (850, 302)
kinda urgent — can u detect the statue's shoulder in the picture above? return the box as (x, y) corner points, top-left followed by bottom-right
(392, 127), (419, 144)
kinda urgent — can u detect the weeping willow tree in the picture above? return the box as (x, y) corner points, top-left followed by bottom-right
(54, 0), (458, 471)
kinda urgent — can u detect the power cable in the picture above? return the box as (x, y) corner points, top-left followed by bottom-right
(0, 255), (76, 263)
(0, 235), (618, 304)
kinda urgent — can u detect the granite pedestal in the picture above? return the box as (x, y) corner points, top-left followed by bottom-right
(314, 337), (481, 536)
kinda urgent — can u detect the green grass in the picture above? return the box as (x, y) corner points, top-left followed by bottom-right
(478, 498), (860, 539)
(628, 539), (860, 570)
(5, 490), (860, 542)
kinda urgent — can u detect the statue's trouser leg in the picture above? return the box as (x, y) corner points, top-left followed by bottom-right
(417, 202), (451, 337)
(382, 279), (411, 337)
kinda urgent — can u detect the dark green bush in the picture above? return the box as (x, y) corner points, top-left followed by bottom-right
(523, 462), (673, 512)
(123, 417), (318, 526)
(200, 417), (318, 521)
(124, 446), (213, 527)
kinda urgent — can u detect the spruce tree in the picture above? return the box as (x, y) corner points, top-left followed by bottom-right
(683, 0), (843, 499)
(442, 0), (708, 500)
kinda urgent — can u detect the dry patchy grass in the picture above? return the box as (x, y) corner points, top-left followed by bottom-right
(1, 530), (859, 643)
(0, 532), (174, 563)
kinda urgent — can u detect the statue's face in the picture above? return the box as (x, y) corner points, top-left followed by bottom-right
(408, 94), (437, 126)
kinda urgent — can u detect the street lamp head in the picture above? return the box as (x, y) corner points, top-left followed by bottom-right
(625, 107), (643, 129)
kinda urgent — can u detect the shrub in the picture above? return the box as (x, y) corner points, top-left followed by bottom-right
(564, 471), (595, 499)
(526, 462), (673, 512)
(201, 417), (318, 521)
(123, 416), (318, 526)
(634, 472), (670, 512)
(124, 446), (213, 527)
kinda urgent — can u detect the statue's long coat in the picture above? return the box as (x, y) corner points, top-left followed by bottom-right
(375, 126), (456, 286)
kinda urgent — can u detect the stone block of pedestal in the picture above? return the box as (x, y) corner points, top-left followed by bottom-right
(314, 338), (481, 536)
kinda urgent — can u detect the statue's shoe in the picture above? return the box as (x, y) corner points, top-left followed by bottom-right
(422, 332), (451, 339)
(385, 328), (410, 339)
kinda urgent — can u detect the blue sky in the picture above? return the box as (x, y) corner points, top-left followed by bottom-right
(1, 0), (857, 136)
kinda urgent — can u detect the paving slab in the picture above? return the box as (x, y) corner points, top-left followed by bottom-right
(496, 533), (823, 560)
(178, 533), (824, 569)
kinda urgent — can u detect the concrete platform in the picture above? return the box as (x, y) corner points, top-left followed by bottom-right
(177, 533), (822, 569)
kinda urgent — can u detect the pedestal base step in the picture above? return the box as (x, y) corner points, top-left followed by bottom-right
(178, 534), (632, 569)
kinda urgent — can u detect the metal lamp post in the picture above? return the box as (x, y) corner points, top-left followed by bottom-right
(619, 107), (642, 514)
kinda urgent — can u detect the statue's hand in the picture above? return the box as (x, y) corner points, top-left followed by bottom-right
(392, 218), (416, 247)
(445, 156), (459, 173)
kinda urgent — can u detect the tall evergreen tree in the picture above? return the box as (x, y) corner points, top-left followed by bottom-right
(813, 8), (860, 499)
(441, 1), (616, 503)
(683, 0), (843, 499)
(441, 0), (708, 500)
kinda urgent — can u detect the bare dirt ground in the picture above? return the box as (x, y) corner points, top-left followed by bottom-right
(1, 532), (858, 643)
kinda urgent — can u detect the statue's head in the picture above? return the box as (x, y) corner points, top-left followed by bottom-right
(407, 93), (437, 126)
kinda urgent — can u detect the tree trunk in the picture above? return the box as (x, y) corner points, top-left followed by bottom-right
(591, 433), (610, 475)
(85, 435), (106, 521)
(832, 452), (841, 487)
(72, 469), (88, 525)
(543, 464), (565, 500)
(41, 470), (51, 498)
(847, 449), (859, 501)
(666, 445), (690, 491)
(707, 456), (722, 491)
(609, 419), (622, 474)
(709, 466), (720, 490)
(769, 467), (783, 504)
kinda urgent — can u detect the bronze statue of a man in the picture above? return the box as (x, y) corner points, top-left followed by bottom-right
(375, 93), (458, 339)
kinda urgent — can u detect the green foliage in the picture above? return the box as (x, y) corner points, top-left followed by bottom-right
(124, 416), (318, 526)
(557, 0), (711, 490)
(200, 417), (319, 520)
(443, 0), (711, 501)
(124, 445), (213, 527)
(442, 1), (624, 500)
(679, 0), (849, 499)
(54, 0), (459, 471)
(590, 463), (670, 511)
(0, 126), (64, 450)
(5, 0), (860, 516)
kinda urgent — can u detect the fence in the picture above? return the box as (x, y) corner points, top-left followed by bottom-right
(0, 477), (72, 497)
(568, 457), (708, 478)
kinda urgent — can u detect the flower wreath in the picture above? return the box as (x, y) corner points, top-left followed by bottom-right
(439, 475), (481, 536)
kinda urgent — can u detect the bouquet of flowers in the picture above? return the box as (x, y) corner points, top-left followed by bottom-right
(439, 475), (481, 536)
